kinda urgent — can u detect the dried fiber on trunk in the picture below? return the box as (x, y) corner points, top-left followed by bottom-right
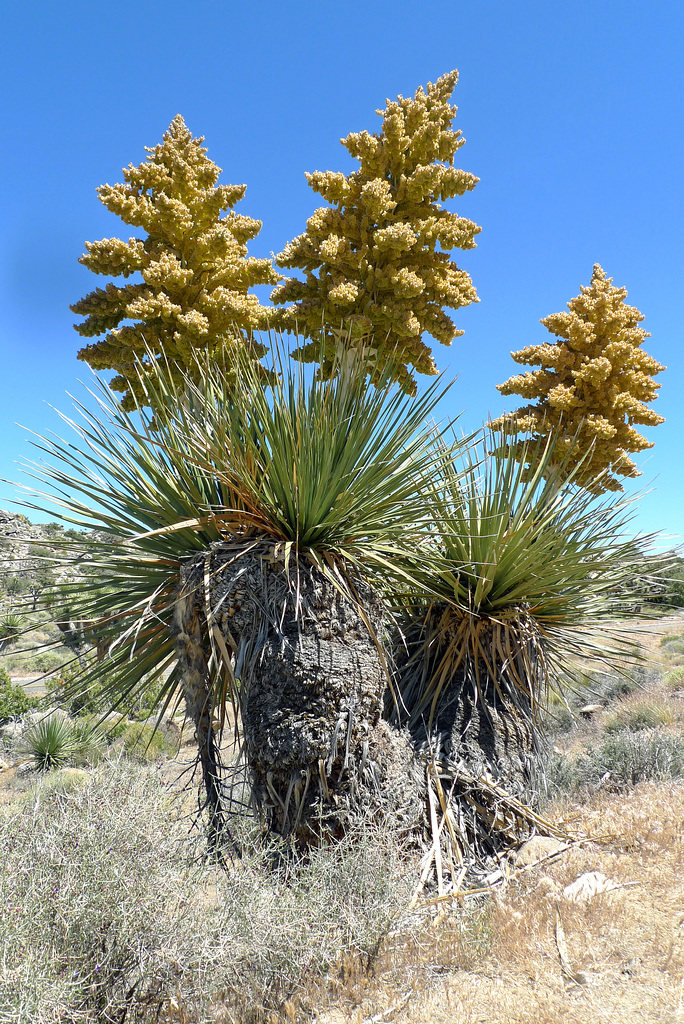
(389, 612), (545, 800)
(180, 538), (426, 845)
(387, 615), (551, 878)
(172, 577), (227, 854)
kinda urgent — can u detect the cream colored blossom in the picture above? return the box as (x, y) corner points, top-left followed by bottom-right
(328, 282), (360, 306)
(72, 115), (280, 410)
(491, 265), (665, 493)
(272, 71), (480, 394)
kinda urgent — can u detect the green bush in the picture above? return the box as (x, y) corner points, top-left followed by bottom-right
(659, 635), (684, 660)
(0, 668), (39, 723)
(119, 721), (176, 762)
(664, 666), (684, 690)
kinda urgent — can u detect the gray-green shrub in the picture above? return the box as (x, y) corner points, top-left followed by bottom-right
(548, 731), (684, 795)
(0, 668), (39, 723)
(0, 761), (420, 1023)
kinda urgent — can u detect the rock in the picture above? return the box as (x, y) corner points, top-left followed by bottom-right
(513, 835), (566, 866)
(563, 871), (620, 902)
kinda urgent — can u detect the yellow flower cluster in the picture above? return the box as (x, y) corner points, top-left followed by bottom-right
(72, 115), (280, 410)
(271, 71), (480, 393)
(491, 265), (665, 493)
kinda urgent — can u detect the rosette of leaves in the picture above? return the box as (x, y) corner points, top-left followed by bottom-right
(20, 336), (455, 850)
(390, 430), (653, 810)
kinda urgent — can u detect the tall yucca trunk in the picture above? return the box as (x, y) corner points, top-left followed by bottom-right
(178, 539), (424, 847)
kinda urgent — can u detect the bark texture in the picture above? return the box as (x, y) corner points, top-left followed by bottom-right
(412, 673), (539, 801)
(389, 620), (545, 864)
(181, 539), (425, 846)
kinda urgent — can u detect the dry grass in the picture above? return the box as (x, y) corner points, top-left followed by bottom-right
(312, 615), (684, 1024)
(315, 781), (684, 1024)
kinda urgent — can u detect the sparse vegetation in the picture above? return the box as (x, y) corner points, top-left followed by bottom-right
(551, 730), (684, 794)
(0, 761), (428, 1023)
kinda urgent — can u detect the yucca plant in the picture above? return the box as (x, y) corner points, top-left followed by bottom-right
(20, 336), (456, 849)
(389, 430), (652, 810)
(20, 713), (103, 772)
(0, 611), (24, 646)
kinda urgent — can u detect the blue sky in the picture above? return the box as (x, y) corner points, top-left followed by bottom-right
(0, 1), (681, 543)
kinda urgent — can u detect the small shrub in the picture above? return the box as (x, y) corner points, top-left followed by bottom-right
(576, 731), (684, 791)
(664, 666), (684, 690)
(546, 732), (684, 796)
(659, 635), (684, 660)
(542, 702), (576, 735)
(84, 711), (129, 743)
(58, 668), (168, 719)
(70, 718), (107, 761)
(36, 650), (69, 672)
(543, 751), (580, 798)
(0, 668), (40, 723)
(120, 720), (175, 761)
(41, 522), (64, 537)
(564, 669), (642, 705)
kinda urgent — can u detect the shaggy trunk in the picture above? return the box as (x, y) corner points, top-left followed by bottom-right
(172, 577), (227, 855)
(390, 621), (545, 864)
(407, 670), (540, 800)
(181, 539), (425, 847)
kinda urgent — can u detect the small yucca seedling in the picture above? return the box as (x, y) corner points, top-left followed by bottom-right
(0, 612), (24, 644)
(21, 715), (103, 772)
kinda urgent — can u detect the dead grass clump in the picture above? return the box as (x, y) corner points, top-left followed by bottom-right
(603, 700), (674, 734)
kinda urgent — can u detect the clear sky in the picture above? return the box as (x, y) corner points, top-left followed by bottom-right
(0, 1), (681, 543)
